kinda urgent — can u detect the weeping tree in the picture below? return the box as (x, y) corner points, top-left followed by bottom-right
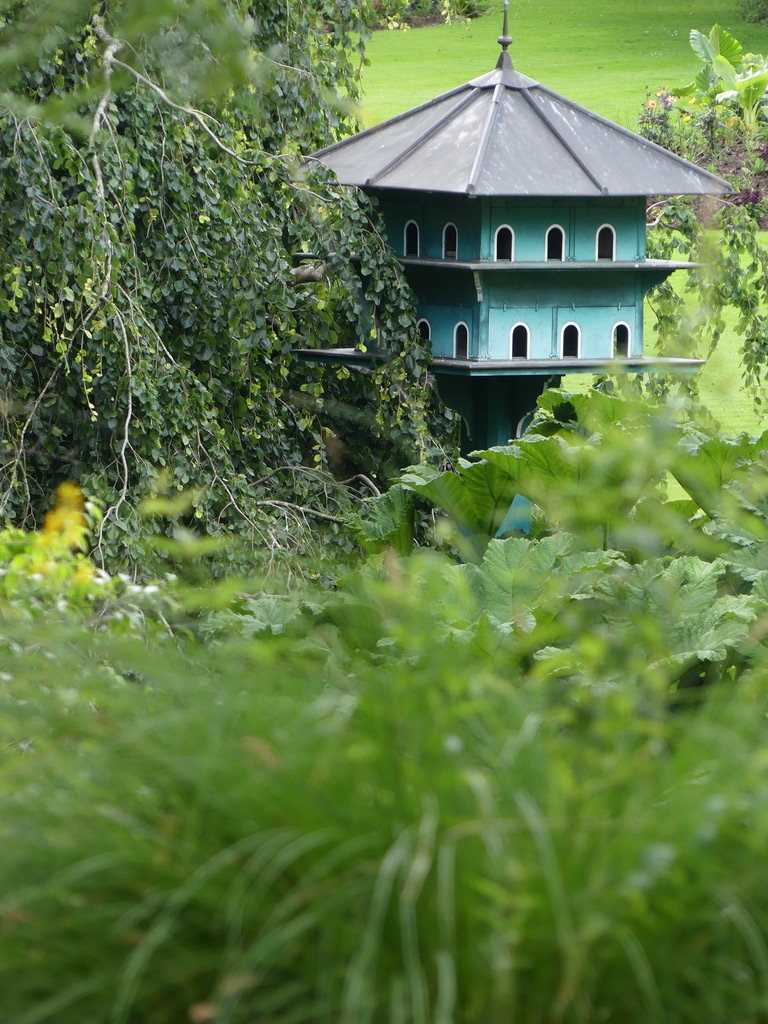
(0, 0), (444, 572)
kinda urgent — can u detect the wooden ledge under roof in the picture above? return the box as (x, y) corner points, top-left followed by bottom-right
(294, 348), (705, 377)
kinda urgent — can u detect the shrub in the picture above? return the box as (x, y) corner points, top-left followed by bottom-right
(368, 0), (491, 28)
(739, 0), (768, 24)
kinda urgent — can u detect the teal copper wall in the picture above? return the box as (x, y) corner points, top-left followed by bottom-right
(372, 190), (662, 362)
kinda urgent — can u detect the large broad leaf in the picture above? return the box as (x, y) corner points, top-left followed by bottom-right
(519, 435), (589, 484)
(533, 388), (631, 435)
(461, 533), (622, 618)
(354, 485), (414, 557)
(694, 67), (712, 93)
(207, 596), (308, 638)
(484, 431), (661, 541)
(673, 81), (698, 99)
(750, 570), (768, 605)
(671, 430), (768, 516)
(665, 597), (753, 666)
(713, 535), (768, 581)
(465, 444), (525, 478)
(733, 65), (768, 105)
(741, 70), (768, 106)
(713, 55), (768, 127)
(689, 28), (713, 64)
(712, 54), (739, 91)
(443, 608), (534, 652)
(690, 25), (742, 69)
(400, 464), (471, 524)
(474, 437), (578, 493)
(401, 460), (524, 561)
(596, 556), (755, 666)
(461, 533), (574, 610)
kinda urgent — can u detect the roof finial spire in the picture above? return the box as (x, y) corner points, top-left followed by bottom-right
(496, 0), (513, 70)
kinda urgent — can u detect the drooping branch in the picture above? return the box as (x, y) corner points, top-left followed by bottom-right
(253, 499), (344, 524)
(91, 16), (262, 167)
(646, 194), (734, 229)
(95, 308), (134, 564)
(90, 20), (122, 146)
(338, 473), (381, 497)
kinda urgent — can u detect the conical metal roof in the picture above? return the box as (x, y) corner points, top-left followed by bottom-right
(305, 26), (730, 198)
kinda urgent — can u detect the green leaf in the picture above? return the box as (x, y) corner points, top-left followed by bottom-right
(461, 533), (622, 624)
(690, 25), (742, 68)
(352, 485), (415, 557)
(401, 461), (522, 561)
(713, 54), (739, 91)
(690, 28), (715, 65)
(711, 24), (744, 66)
(671, 430), (768, 516)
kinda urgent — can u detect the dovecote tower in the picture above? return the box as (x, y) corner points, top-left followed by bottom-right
(299, 3), (730, 452)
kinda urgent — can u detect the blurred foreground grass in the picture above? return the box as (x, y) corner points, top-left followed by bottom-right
(4, 528), (768, 1022)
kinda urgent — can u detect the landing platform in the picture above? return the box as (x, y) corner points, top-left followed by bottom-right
(294, 348), (705, 376)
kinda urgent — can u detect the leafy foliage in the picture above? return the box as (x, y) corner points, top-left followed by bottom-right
(0, 0), (444, 575)
(348, 483), (417, 556)
(642, 197), (768, 396)
(366, 0), (491, 29)
(673, 24), (768, 131)
(688, 24), (744, 87)
(713, 52), (768, 131)
(0, 481), (179, 631)
(739, 0), (768, 25)
(635, 28), (768, 397)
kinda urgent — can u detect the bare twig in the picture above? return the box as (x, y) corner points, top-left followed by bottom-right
(338, 474), (381, 497)
(253, 499), (344, 524)
(96, 309), (134, 564)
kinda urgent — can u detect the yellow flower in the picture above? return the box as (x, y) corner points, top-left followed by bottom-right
(55, 481), (85, 510)
(40, 482), (87, 550)
(29, 557), (56, 577)
(73, 561), (95, 584)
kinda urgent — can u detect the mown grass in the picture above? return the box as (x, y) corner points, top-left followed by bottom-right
(361, 0), (768, 434)
(361, 0), (768, 127)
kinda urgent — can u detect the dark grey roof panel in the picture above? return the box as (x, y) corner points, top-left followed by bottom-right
(527, 88), (729, 196)
(475, 89), (600, 195)
(306, 86), (473, 186)
(294, 348), (706, 377)
(368, 92), (492, 191)
(303, 59), (731, 198)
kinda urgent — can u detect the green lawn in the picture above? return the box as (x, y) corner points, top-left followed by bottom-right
(360, 1), (768, 434)
(361, 0), (768, 127)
